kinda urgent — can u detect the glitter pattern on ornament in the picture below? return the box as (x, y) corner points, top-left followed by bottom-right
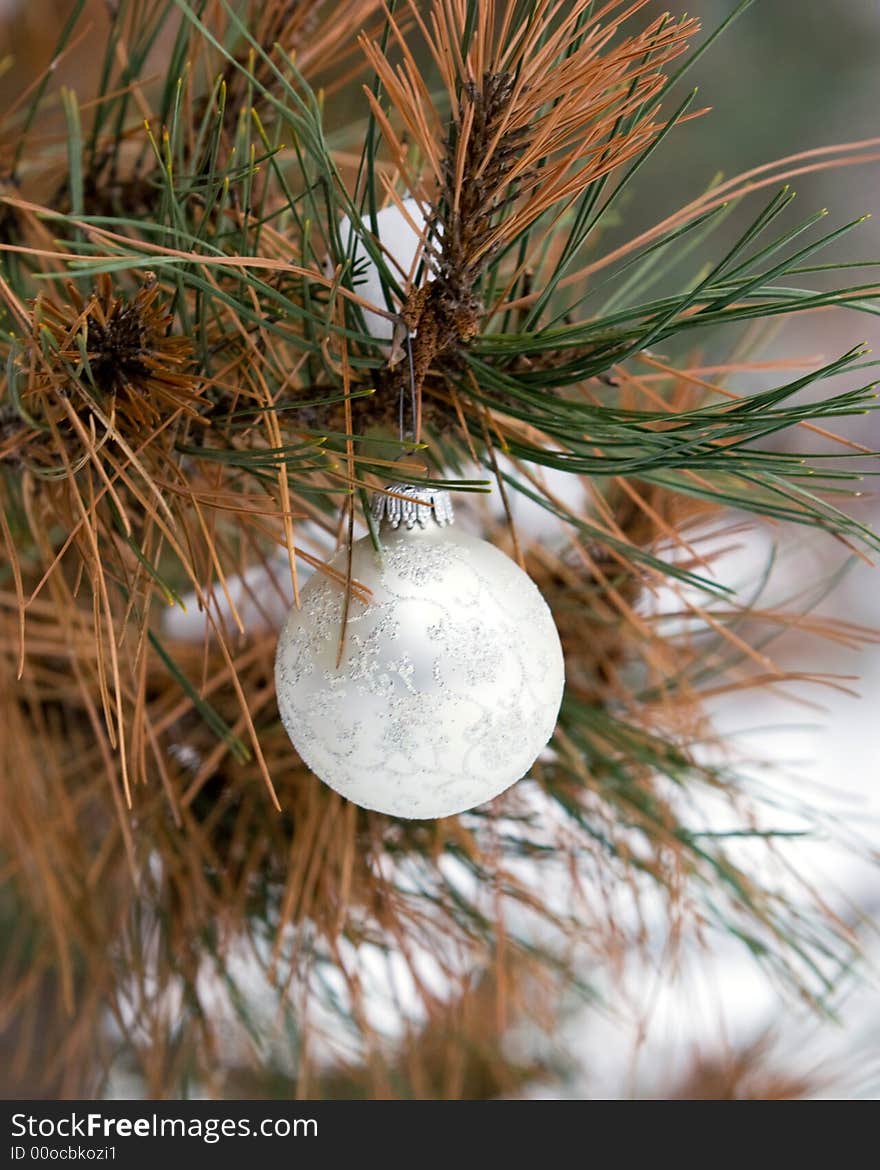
(275, 484), (565, 819)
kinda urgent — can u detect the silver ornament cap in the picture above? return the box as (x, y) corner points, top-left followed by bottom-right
(370, 482), (455, 530)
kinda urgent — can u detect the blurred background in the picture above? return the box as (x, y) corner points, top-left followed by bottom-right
(1, 0), (878, 1098)
(566, 0), (880, 1098)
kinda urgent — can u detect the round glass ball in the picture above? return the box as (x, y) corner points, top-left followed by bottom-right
(275, 520), (565, 819)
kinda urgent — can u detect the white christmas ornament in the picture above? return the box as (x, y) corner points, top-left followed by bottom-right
(275, 485), (565, 819)
(333, 197), (431, 342)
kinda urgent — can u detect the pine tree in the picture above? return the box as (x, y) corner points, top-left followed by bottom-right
(1, 0), (879, 1098)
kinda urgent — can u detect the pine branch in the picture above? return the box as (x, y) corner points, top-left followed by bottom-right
(1, 0), (879, 1098)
